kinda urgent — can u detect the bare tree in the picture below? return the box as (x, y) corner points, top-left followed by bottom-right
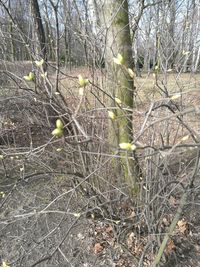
(102, 0), (141, 194)
(30, 0), (47, 69)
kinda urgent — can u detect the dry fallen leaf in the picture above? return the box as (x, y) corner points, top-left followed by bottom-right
(133, 241), (144, 256)
(166, 239), (176, 254)
(129, 209), (136, 218)
(162, 217), (170, 227)
(177, 219), (189, 235)
(105, 225), (113, 234)
(169, 196), (177, 207)
(127, 232), (135, 248)
(93, 242), (104, 254)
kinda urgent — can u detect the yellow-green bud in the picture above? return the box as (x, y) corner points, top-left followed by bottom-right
(35, 59), (44, 66)
(52, 128), (63, 137)
(119, 142), (136, 151)
(78, 75), (89, 87)
(108, 111), (116, 120)
(56, 119), (64, 130)
(113, 53), (124, 65)
(23, 72), (34, 81)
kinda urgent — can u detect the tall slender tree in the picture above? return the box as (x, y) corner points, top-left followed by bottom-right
(103, 0), (140, 195)
(30, 0), (47, 71)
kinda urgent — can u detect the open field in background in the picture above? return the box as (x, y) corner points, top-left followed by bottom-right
(57, 66), (200, 98)
(2, 60), (200, 100)
(136, 72), (200, 91)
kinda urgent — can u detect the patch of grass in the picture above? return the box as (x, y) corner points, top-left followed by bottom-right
(135, 72), (200, 100)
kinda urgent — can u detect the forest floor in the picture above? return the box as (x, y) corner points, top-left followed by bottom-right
(0, 65), (200, 266)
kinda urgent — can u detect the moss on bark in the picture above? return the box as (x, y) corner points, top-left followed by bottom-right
(104, 0), (140, 196)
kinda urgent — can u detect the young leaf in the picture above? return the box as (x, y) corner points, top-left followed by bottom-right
(119, 143), (136, 151)
(115, 97), (122, 104)
(108, 111), (116, 120)
(2, 261), (10, 267)
(73, 213), (81, 218)
(79, 87), (84, 96)
(0, 191), (5, 198)
(52, 128), (63, 137)
(182, 50), (190, 56)
(113, 53), (124, 65)
(24, 72), (34, 81)
(41, 72), (47, 78)
(56, 119), (64, 130)
(127, 68), (135, 78)
(35, 59), (44, 66)
(170, 93), (181, 100)
(78, 75), (89, 87)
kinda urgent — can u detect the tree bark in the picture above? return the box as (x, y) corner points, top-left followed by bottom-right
(8, 0), (15, 61)
(104, 0), (140, 196)
(30, 0), (47, 71)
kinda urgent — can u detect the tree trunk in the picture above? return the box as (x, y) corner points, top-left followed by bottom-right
(30, 0), (47, 71)
(8, 0), (15, 61)
(104, 0), (140, 196)
(168, 0), (176, 69)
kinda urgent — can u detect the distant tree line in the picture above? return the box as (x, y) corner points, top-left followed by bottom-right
(0, 0), (199, 73)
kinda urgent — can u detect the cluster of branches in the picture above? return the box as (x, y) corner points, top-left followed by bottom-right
(0, 0), (199, 267)
(0, 0), (200, 72)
